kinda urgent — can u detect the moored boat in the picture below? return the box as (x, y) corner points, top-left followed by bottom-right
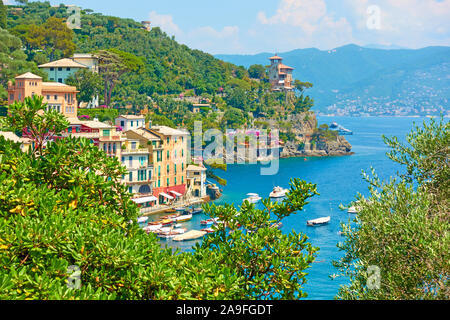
(307, 216), (331, 227)
(269, 186), (289, 198)
(200, 218), (219, 226)
(243, 193), (262, 204)
(172, 214), (193, 223)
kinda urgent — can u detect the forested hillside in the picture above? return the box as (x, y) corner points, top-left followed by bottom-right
(0, 1), (318, 142)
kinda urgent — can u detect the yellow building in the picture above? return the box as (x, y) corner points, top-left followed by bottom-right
(7, 72), (78, 118)
(147, 124), (190, 204)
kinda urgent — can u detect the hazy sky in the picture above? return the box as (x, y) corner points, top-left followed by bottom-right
(17, 0), (450, 54)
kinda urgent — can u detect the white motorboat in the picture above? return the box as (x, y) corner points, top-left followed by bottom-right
(347, 206), (359, 214)
(243, 193), (262, 204)
(137, 216), (149, 223)
(307, 216), (331, 227)
(172, 214), (193, 223)
(269, 186), (289, 198)
(143, 224), (162, 233)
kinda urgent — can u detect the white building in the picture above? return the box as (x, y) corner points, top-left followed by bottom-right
(115, 115), (146, 132)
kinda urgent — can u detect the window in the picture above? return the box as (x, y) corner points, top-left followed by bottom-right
(58, 67), (62, 71)
(182, 176), (184, 184)
(121, 156), (125, 163)
(167, 137), (170, 144)
(50, 68), (54, 71)
(103, 130), (110, 137)
(67, 68), (71, 71)
(129, 156), (132, 167)
(128, 187), (133, 194)
(58, 79), (63, 83)
(167, 178), (169, 187)
(113, 143), (117, 154)
(129, 172), (133, 182)
(130, 121), (134, 127)
(9, 94), (14, 101)
(167, 151), (170, 159)
(120, 121), (125, 127)
(175, 177), (177, 185)
(158, 180), (160, 188)
(167, 164), (170, 174)
(174, 164), (177, 174)
(131, 142), (137, 150)
(54, 95), (58, 100)
(47, 95), (50, 100)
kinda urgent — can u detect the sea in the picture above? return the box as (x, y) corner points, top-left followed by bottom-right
(146, 116), (435, 300)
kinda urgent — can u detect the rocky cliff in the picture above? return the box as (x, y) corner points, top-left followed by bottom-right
(276, 112), (354, 158)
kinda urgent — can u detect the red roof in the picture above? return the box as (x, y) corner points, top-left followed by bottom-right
(269, 55), (283, 60)
(279, 63), (294, 70)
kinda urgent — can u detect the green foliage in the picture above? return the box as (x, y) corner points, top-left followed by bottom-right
(2, 96), (69, 155)
(77, 108), (119, 123)
(0, 95), (319, 300)
(197, 179), (319, 299)
(334, 118), (450, 300)
(66, 69), (103, 104)
(0, 28), (43, 99)
(248, 64), (267, 80)
(0, 0), (6, 29)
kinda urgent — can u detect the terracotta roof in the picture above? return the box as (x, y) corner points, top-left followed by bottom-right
(150, 126), (190, 137)
(269, 55), (283, 60)
(38, 58), (88, 69)
(279, 63), (294, 70)
(187, 165), (207, 172)
(126, 128), (161, 141)
(15, 72), (42, 80)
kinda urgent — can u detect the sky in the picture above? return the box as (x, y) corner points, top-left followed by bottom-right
(14, 0), (450, 54)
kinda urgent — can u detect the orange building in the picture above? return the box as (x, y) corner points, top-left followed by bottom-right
(268, 55), (294, 91)
(146, 124), (190, 204)
(7, 72), (78, 118)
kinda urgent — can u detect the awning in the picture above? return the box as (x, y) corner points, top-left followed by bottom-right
(159, 192), (174, 200)
(170, 190), (183, 197)
(132, 196), (158, 204)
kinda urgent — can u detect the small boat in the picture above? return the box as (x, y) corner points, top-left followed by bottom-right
(137, 216), (149, 223)
(172, 214), (193, 223)
(187, 207), (204, 215)
(243, 193), (262, 204)
(159, 219), (174, 226)
(269, 186), (289, 198)
(175, 207), (187, 214)
(173, 230), (207, 242)
(164, 208), (177, 213)
(307, 216), (331, 227)
(347, 206), (359, 214)
(143, 224), (162, 233)
(201, 218), (219, 226)
(201, 228), (215, 234)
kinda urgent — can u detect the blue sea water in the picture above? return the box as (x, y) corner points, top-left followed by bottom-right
(150, 116), (433, 300)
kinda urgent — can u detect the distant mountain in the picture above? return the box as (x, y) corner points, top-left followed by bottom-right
(216, 44), (450, 115)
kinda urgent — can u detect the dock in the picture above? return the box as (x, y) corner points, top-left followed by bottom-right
(140, 196), (210, 217)
(173, 230), (207, 242)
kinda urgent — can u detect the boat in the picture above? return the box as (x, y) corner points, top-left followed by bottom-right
(175, 207), (187, 214)
(307, 216), (331, 227)
(137, 216), (149, 223)
(201, 218), (219, 226)
(143, 224), (162, 233)
(164, 208), (177, 213)
(243, 193), (262, 204)
(347, 206), (359, 214)
(159, 218), (174, 226)
(201, 228), (215, 234)
(186, 207), (204, 215)
(173, 230), (207, 242)
(269, 186), (289, 198)
(172, 214), (193, 223)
